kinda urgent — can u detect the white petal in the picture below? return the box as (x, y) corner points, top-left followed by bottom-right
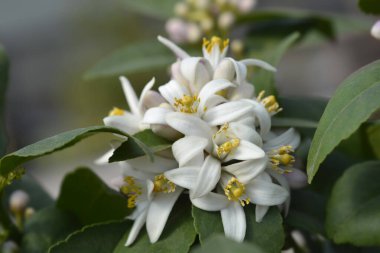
(172, 136), (208, 167)
(230, 122), (262, 146)
(159, 80), (189, 106)
(221, 202), (246, 242)
(255, 205), (269, 222)
(263, 128), (301, 152)
(229, 82), (254, 100)
(191, 192), (229, 211)
(120, 162), (155, 180)
(198, 79), (235, 112)
(243, 99), (271, 136)
(227, 58), (247, 85)
(158, 35), (189, 59)
(283, 168), (307, 189)
(143, 107), (173, 125)
(246, 180), (289, 206)
(126, 201), (149, 220)
(180, 57), (212, 93)
(120, 76), (141, 118)
(138, 77), (155, 114)
(146, 188), (183, 243)
(103, 113), (140, 135)
(164, 166), (199, 189)
(203, 100), (253, 126)
(127, 155), (177, 173)
(223, 158), (267, 184)
(240, 58), (277, 72)
(95, 149), (114, 165)
(225, 140), (265, 162)
(125, 210), (148, 246)
(191, 156), (221, 198)
(268, 170), (291, 215)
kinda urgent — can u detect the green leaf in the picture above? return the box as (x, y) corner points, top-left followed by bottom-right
(278, 96), (327, 122)
(123, 0), (178, 19)
(245, 207), (285, 253)
(109, 129), (172, 162)
(326, 161), (380, 246)
(191, 234), (266, 253)
(252, 32), (300, 95)
(358, 0), (380, 15)
(49, 220), (129, 253)
(56, 168), (130, 225)
(21, 206), (80, 253)
(307, 60), (380, 183)
(0, 44), (9, 156)
(84, 41), (175, 80)
(271, 117), (318, 129)
(192, 206), (223, 244)
(113, 196), (196, 253)
(367, 124), (380, 158)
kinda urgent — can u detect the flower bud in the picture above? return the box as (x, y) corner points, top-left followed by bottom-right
(283, 168), (308, 189)
(371, 20), (380, 40)
(218, 11), (235, 30)
(166, 18), (189, 43)
(2, 241), (19, 253)
(237, 0), (257, 13)
(213, 59), (235, 80)
(9, 190), (29, 213)
(142, 90), (166, 109)
(200, 17), (214, 32)
(24, 207), (35, 219)
(187, 23), (202, 43)
(194, 0), (209, 9)
(231, 39), (244, 55)
(174, 2), (189, 17)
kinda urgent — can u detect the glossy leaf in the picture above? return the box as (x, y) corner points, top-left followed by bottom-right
(359, 0), (380, 15)
(123, 0), (178, 19)
(109, 129), (172, 162)
(192, 206), (223, 244)
(56, 168), (130, 225)
(0, 44), (9, 155)
(326, 161), (380, 246)
(84, 41), (174, 80)
(252, 32), (300, 95)
(307, 60), (380, 183)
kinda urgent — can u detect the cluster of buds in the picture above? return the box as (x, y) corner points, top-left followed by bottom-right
(166, 0), (257, 44)
(9, 190), (34, 230)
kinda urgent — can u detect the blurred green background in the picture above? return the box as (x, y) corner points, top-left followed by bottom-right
(0, 0), (379, 196)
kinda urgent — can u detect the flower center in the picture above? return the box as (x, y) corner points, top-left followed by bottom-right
(174, 94), (199, 113)
(217, 139), (240, 158)
(269, 145), (295, 174)
(203, 37), (230, 53)
(153, 174), (176, 193)
(109, 107), (125, 116)
(120, 176), (142, 208)
(257, 91), (282, 113)
(224, 177), (250, 206)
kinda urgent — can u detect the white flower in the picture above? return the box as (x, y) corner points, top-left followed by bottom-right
(371, 20), (380, 40)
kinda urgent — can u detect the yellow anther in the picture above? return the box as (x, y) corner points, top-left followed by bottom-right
(203, 37), (230, 53)
(153, 174), (176, 193)
(224, 177), (250, 206)
(217, 138), (240, 158)
(269, 145), (295, 174)
(257, 91), (282, 113)
(174, 94), (199, 113)
(109, 107), (125, 116)
(120, 176), (142, 209)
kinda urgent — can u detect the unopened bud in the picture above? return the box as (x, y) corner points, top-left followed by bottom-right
(283, 168), (307, 189)
(231, 40), (244, 55)
(24, 207), (35, 219)
(174, 2), (189, 17)
(194, 0), (210, 9)
(214, 59), (235, 80)
(200, 17), (214, 32)
(237, 0), (257, 13)
(371, 20), (380, 40)
(218, 11), (235, 30)
(166, 18), (189, 43)
(9, 190), (29, 213)
(187, 23), (202, 43)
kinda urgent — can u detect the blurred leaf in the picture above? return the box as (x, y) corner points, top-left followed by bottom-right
(49, 220), (129, 253)
(56, 168), (130, 226)
(191, 234), (266, 253)
(367, 124), (380, 158)
(113, 196), (196, 253)
(109, 129), (172, 162)
(252, 32), (300, 95)
(192, 206), (223, 244)
(278, 96), (327, 121)
(21, 207), (80, 253)
(326, 161), (380, 246)
(245, 207), (284, 253)
(84, 41), (175, 80)
(0, 44), (9, 155)
(359, 0), (380, 15)
(272, 117), (318, 129)
(123, 0), (178, 19)
(307, 60), (380, 183)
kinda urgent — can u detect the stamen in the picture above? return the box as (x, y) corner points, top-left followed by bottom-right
(257, 91), (282, 113)
(224, 177), (250, 206)
(203, 37), (230, 53)
(153, 174), (176, 193)
(217, 138), (240, 158)
(269, 145), (295, 174)
(173, 94), (199, 113)
(109, 107), (125, 116)
(120, 176), (142, 208)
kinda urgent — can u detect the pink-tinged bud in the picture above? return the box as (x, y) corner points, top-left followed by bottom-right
(166, 18), (189, 43)
(218, 12), (235, 30)
(187, 23), (202, 43)
(213, 59), (235, 80)
(237, 0), (257, 13)
(9, 190), (29, 213)
(371, 20), (380, 40)
(142, 90), (166, 109)
(283, 168), (308, 189)
(151, 124), (183, 141)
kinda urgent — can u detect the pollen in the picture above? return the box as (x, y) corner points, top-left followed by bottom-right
(108, 107), (125, 116)
(269, 145), (295, 174)
(203, 37), (230, 53)
(173, 94), (199, 113)
(120, 176), (142, 208)
(153, 174), (176, 193)
(217, 138), (240, 158)
(257, 91), (282, 113)
(224, 177), (250, 206)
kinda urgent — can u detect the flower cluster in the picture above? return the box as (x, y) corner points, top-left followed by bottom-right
(166, 0), (256, 44)
(100, 36), (305, 246)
